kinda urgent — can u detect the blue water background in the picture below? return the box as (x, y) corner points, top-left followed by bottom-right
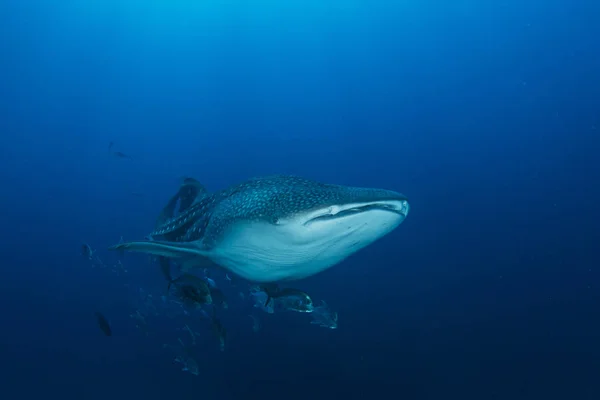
(0, 1), (599, 399)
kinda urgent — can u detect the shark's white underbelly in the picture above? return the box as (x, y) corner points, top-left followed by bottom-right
(210, 222), (336, 282)
(209, 210), (405, 282)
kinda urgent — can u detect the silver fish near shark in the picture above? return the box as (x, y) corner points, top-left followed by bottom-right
(109, 175), (410, 283)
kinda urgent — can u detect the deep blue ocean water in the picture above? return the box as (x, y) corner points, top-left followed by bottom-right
(1, 1), (599, 399)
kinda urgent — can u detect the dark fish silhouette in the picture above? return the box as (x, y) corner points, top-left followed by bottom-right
(108, 141), (132, 160)
(113, 151), (133, 160)
(261, 285), (313, 311)
(95, 312), (112, 336)
(81, 243), (94, 260)
(209, 287), (228, 309)
(211, 306), (226, 351)
(173, 275), (212, 305)
(159, 258), (212, 305)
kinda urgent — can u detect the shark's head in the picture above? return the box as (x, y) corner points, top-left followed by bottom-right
(208, 177), (410, 282)
(279, 190), (409, 250)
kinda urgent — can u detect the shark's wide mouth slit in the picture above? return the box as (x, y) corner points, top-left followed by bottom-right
(306, 201), (409, 224)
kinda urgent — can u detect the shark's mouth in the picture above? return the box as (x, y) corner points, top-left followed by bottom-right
(304, 200), (409, 225)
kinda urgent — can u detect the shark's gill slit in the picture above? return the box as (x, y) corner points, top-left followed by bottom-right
(306, 202), (407, 224)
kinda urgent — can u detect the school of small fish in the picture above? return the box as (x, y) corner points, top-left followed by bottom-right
(85, 249), (338, 375)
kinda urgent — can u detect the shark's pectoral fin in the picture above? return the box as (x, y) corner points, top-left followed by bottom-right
(108, 240), (207, 259)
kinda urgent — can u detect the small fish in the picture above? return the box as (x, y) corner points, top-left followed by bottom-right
(310, 300), (338, 329)
(161, 260), (212, 305)
(262, 286), (314, 313)
(183, 324), (196, 345)
(249, 315), (260, 333)
(211, 306), (226, 351)
(259, 283), (279, 304)
(251, 290), (275, 314)
(204, 276), (217, 289)
(159, 257), (174, 288)
(108, 141), (114, 153)
(130, 310), (149, 335)
(81, 243), (94, 260)
(165, 339), (199, 375)
(225, 273), (238, 286)
(95, 312), (112, 336)
(260, 283), (313, 312)
(176, 282), (212, 306)
(113, 151), (133, 160)
(209, 287), (228, 309)
(202, 269), (224, 291)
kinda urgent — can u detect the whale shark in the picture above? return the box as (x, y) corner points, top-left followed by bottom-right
(110, 175), (410, 283)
